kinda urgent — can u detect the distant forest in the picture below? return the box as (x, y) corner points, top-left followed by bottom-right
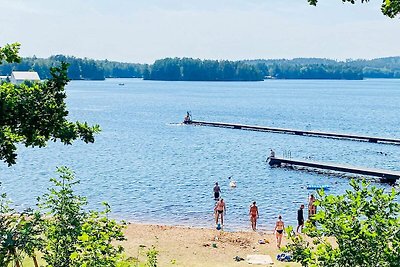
(1, 55), (400, 81)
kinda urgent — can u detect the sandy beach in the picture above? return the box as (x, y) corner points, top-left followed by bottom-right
(123, 223), (299, 267)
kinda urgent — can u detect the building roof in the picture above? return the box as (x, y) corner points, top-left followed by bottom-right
(11, 71), (40, 81)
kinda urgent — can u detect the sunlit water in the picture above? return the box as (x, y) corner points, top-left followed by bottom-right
(1, 79), (399, 231)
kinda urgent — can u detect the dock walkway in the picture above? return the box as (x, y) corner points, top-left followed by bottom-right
(268, 156), (400, 183)
(186, 120), (400, 145)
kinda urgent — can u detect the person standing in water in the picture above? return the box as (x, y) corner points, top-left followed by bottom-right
(214, 198), (226, 227)
(249, 201), (259, 231)
(274, 215), (285, 248)
(213, 182), (221, 200)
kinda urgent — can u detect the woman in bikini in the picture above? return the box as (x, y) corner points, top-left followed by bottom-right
(249, 201), (259, 231)
(308, 194), (317, 219)
(274, 215), (285, 248)
(214, 198), (226, 227)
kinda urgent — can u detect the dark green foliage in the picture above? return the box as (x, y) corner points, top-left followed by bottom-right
(308, 0), (400, 18)
(284, 180), (400, 267)
(2, 55), (400, 81)
(0, 55), (145, 81)
(147, 57), (263, 81)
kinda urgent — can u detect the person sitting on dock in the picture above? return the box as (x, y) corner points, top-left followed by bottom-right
(183, 111), (191, 124)
(267, 149), (276, 161)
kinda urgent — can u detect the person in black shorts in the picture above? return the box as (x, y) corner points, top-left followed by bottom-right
(297, 204), (305, 233)
(213, 182), (221, 200)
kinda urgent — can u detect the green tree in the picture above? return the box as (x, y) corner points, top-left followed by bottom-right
(308, 0), (400, 18)
(0, 183), (43, 267)
(71, 203), (126, 267)
(0, 43), (100, 165)
(37, 167), (88, 267)
(0, 43), (21, 64)
(284, 180), (400, 267)
(38, 167), (128, 267)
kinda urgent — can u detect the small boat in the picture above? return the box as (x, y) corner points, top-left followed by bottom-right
(118, 83), (125, 86)
(306, 185), (330, 190)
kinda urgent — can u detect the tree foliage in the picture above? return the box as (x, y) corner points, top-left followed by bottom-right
(146, 57), (263, 81)
(0, 43), (100, 166)
(1, 183), (43, 267)
(37, 167), (127, 267)
(308, 0), (400, 18)
(0, 43), (21, 64)
(0, 55), (146, 81)
(284, 180), (400, 267)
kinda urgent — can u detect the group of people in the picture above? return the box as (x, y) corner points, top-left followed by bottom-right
(212, 181), (318, 248)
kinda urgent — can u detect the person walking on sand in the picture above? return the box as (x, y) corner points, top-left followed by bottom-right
(214, 198), (226, 227)
(213, 182), (221, 200)
(297, 204), (305, 233)
(274, 215), (285, 248)
(249, 201), (259, 231)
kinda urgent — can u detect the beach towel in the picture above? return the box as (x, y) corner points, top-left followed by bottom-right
(246, 254), (274, 265)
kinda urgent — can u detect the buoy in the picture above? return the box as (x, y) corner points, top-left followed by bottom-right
(228, 176), (237, 187)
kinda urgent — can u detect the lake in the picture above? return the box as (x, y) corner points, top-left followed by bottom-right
(1, 78), (399, 230)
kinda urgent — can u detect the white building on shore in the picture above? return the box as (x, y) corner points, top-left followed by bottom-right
(10, 71), (41, 85)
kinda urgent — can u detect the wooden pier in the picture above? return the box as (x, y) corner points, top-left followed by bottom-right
(268, 157), (400, 183)
(185, 120), (400, 145)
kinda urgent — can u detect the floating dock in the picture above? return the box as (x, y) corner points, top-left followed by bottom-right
(185, 120), (400, 145)
(268, 156), (400, 183)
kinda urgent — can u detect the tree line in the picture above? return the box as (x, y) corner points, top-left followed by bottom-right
(144, 58), (264, 81)
(0, 55), (146, 81)
(1, 55), (400, 81)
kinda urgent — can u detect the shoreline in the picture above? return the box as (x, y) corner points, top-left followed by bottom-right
(122, 223), (299, 267)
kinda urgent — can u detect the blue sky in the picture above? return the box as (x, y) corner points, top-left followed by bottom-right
(1, 0), (399, 63)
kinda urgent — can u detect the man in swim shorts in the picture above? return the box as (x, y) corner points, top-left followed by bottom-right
(213, 182), (221, 200)
(297, 204), (304, 233)
(214, 198), (226, 227)
(249, 201), (259, 231)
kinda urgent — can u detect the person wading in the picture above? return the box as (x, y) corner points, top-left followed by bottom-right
(249, 201), (259, 231)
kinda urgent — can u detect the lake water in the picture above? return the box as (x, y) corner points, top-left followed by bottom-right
(1, 79), (399, 231)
